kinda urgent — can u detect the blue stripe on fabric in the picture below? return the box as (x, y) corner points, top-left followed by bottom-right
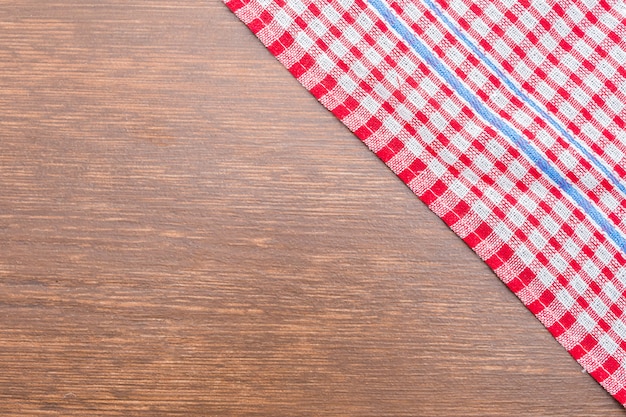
(421, 0), (626, 197)
(366, 0), (626, 252)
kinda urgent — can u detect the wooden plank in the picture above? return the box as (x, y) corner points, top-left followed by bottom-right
(0, 1), (622, 414)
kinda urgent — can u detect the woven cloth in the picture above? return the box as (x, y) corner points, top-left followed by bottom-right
(224, 0), (626, 405)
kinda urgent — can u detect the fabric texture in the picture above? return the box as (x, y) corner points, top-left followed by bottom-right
(224, 0), (626, 405)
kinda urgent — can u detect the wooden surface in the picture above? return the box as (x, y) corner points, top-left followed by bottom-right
(0, 1), (624, 415)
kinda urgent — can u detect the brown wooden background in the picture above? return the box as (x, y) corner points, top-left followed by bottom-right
(0, 1), (624, 415)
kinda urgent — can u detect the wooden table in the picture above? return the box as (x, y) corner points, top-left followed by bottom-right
(1, 1), (623, 415)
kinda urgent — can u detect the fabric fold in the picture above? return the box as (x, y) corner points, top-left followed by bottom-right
(224, 0), (626, 405)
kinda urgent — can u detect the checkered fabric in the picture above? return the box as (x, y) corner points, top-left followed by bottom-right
(224, 0), (626, 405)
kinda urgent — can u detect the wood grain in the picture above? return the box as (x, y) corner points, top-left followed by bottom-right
(0, 1), (624, 415)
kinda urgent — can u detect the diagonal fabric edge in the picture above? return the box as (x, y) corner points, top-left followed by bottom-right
(223, 0), (626, 406)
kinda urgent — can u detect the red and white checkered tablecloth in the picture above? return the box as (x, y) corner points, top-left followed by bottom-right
(224, 0), (626, 405)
